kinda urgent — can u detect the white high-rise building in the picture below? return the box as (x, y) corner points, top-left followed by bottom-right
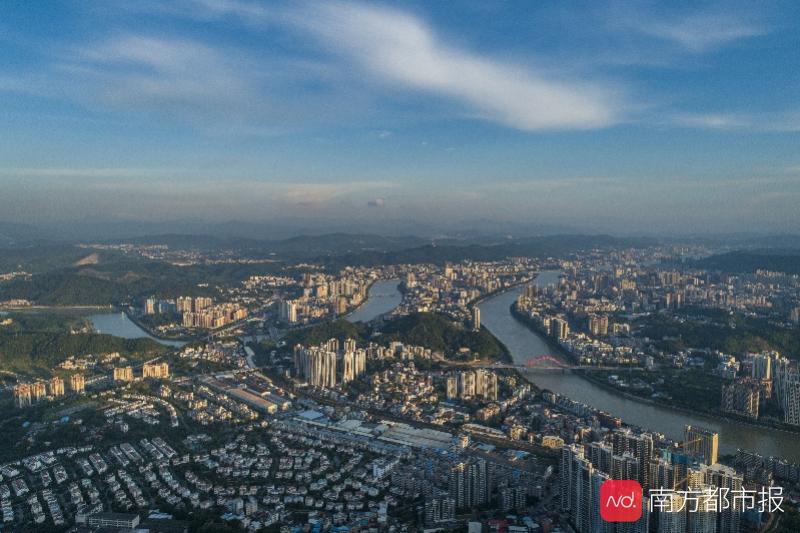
(774, 357), (800, 426)
(474, 369), (498, 401)
(448, 370), (498, 401)
(343, 351), (355, 383)
(294, 347), (337, 388)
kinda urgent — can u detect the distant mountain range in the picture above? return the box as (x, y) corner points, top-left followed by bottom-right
(3, 217), (800, 249)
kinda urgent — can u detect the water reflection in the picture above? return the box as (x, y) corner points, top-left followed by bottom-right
(479, 272), (800, 461)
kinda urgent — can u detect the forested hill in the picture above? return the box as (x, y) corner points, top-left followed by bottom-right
(282, 312), (508, 361)
(0, 313), (167, 377)
(322, 234), (651, 267)
(693, 250), (800, 275)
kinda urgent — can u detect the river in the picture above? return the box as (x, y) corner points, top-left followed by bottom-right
(88, 312), (186, 348)
(346, 279), (402, 323)
(479, 271), (800, 461)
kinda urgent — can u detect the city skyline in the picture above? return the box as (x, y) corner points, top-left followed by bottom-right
(1, 1), (799, 234)
(2, 4), (800, 530)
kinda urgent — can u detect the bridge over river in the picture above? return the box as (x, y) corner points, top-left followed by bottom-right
(473, 355), (647, 373)
(478, 274), (800, 462)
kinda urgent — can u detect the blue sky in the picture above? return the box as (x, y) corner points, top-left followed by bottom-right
(1, 0), (799, 234)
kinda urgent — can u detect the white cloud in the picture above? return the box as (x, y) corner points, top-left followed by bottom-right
(622, 10), (765, 53)
(670, 113), (749, 130)
(69, 35), (263, 122)
(671, 111), (800, 132)
(286, 1), (622, 131)
(0, 167), (184, 180)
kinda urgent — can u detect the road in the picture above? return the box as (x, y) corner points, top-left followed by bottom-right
(258, 367), (557, 464)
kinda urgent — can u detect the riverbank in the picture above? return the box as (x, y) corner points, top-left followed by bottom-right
(509, 303), (579, 365)
(344, 278), (402, 322)
(479, 284), (800, 460)
(469, 276), (537, 309)
(577, 369), (800, 437)
(509, 300), (800, 437)
(0, 305), (113, 313)
(122, 309), (196, 344)
(471, 278), (539, 367)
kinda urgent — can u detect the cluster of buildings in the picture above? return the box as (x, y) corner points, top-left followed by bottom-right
(5, 243), (800, 530)
(143, 295), (248, 330)
(397, 260), (535, 323)
(406, 446), (547, 528)
(293, 339), (367, 388)
(111, 362), (170, 383)
(721, 378), (762, 419)
(142, 362), (170, 379)
(13, 374), (84, 408)
(179, 339), (249, 367)
(514, 280), (639, 367)
(356, 361), (439, 417)
(180, 301), (248, 330)
(445, 369), (499, 401)
(717, 351), (800, 426)
(14, 360), (173, 410)
(560, 424), (753, 533)
(0, 270), (29, 282)
(279, 270), (374, 325)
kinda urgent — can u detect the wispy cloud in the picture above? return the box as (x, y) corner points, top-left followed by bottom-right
(65, 34), (270, 124)
(617, 8), (766, 53)
(670, 113), (750, 130)
(0, 166), (182, 179)
(0, 0), (789, 139)
(9, 29), (357, 133)
(286, 1), (622, 131)
(670, 110), (800, 132)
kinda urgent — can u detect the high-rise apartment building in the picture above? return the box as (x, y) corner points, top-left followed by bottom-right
(13, 383), (32, 408)
(721, 379), (760, 419)
(612, 429), (654, 488)
(751, 353), (772, 380)
(48, 376), (65, 397)
(448, 459), (488, 509)
(683, 425), (718, 466)
(176, 296), (193, 313)
(656, 494), (687, 533)
(142, 362), (170, 379)
(114, 366), (134, 382)
(445, 370), (498, 401)
(589, 314), (609, 336)
(497, 486), (526, 512)
(341, 349), (366, 383)
(550, 317), (569, 340)
(774, 357), (800, 426)
(30, 381), (46, 402)
(70, 374), (85, 394)
(294, 346), (337, 388)
(279, 300), (298, 324)
(705, 463), (743, 533)
(424, 494), (455, 525)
